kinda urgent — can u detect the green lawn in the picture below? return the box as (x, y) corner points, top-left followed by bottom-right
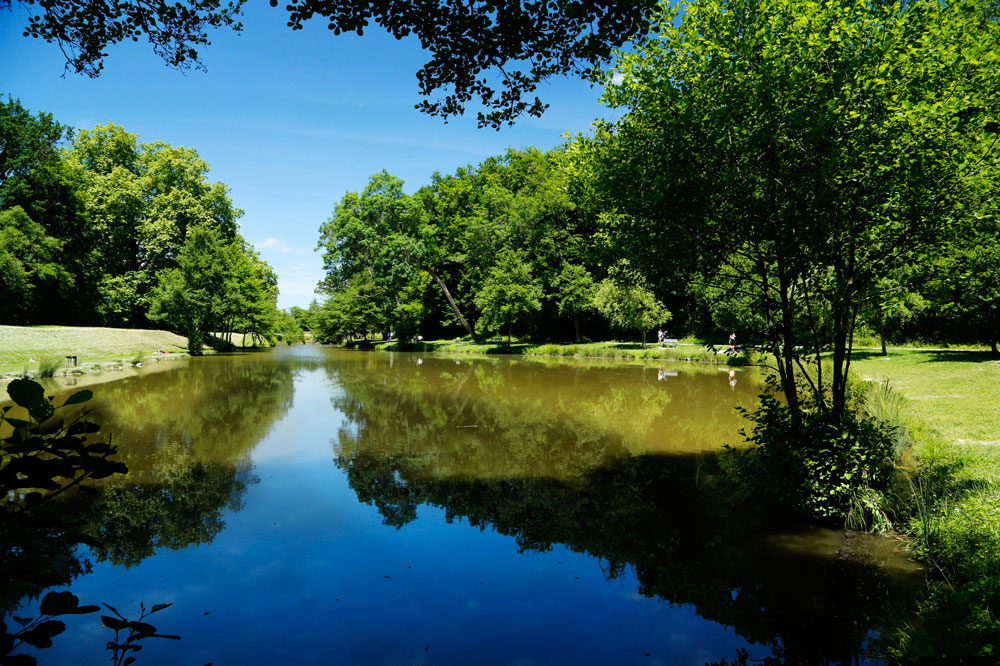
(0, 325), (189, 376)
(851, 349), (1000, 443)
(342, 336), (758, 365)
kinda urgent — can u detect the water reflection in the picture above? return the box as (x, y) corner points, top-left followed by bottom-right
(2, 352), (299, 659)
(329, 353), (760, 481)
(328, 352), (921, 665)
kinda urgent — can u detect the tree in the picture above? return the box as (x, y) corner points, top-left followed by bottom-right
(7, 0), (656, 127)
(317, 170), (479, 340)
(592, 259), (670, 348)
(474, 248), (542, 343)
(149, 224), (274, 353)
(274, 310), (305, 344)
(551, 262), (595, 342)
(9, 0), (246, 77)
(0, 96), (66, 187)
(921, 233), (1000, 354)
(578, 0), (1000, 422)
(0, 97), (96, 324)
(0, 206), (74, 324)
(66, 123), (242, 327)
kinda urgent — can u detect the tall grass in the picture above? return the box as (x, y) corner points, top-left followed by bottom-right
(36, 356), (64, 378)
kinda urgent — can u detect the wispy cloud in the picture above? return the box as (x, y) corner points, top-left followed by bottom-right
(254, 237), (305, 254)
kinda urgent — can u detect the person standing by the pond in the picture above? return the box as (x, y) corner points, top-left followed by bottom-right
(728, 331), (736, 351)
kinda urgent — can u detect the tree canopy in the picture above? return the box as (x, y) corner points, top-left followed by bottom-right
(575, 0), (1000, 420)
(7, 0), (656, 127)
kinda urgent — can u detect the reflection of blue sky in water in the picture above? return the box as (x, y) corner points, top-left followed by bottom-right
(23, 350), (757, 665)
(17, 347), (905, 665)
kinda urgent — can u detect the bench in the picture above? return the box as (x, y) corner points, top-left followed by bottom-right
(661, 338), (678, 348)
(64, 355), (78, 366)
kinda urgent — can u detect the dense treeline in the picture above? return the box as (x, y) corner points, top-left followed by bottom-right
(315, 139), (998, 352)
(314, 149), (672, 346)
(0, 97), (303, 351)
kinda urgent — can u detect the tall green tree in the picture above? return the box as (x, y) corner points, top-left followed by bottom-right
(593, 260), (670, 348)
(0, 207), (74, 323)
(578, 0), (1000, 422)
(0, 97), (96, 323)
(66, 124), (242, 326)
(551, 262), (596, 342)
(474, 248), (543, 344)
(149, 225), (276, 353)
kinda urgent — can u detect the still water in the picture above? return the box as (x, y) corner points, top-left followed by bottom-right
(4, 346), (923, 665)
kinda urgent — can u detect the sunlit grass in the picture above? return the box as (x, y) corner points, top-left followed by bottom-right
(851, 349), (1000, 442)
(343, 337), (763, 366)
(851, 350), (1000, 656)
(0, 325), (190, 376)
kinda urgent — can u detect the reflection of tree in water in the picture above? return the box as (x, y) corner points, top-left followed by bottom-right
(3, 353), (299, 627)
(87, 354), (297, 476)
(328, 354), (755, 481)
(329, 355), (919, 665)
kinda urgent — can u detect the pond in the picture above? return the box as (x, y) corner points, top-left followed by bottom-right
(3, 345), (925, 665)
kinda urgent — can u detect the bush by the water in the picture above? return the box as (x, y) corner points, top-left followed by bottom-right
(727, 389), (899, 531)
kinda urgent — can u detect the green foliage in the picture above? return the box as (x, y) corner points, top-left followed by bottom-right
(1, 378), (128, 514)
(149, 224), (278, 353)
(35, 355), (63, 378)
(730, 389), (898, 528)
(473, 248), (543, 343)
(64, 124), (245, 328)
(578, 0), (1000, 422)
(274, 309), (305, 344)
(593, 260), (670, 348)
(551, 262), (595, 341)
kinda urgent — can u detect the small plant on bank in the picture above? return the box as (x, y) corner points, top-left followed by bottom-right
(36, 356), (64, 378)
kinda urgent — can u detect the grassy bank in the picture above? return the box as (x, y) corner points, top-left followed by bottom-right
(0, 325), (190, 378)
(851, 350), (1000, 656)
(342, 337), (763, 365)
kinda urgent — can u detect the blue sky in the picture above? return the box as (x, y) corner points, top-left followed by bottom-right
(3, 3), (618, 309)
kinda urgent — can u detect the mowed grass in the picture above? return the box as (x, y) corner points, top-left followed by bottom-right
(343, 337), (760, 365)
(851, 349), (1000, 443)
(0, 325), (189, 375)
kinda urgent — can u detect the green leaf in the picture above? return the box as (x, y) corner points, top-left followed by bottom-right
(19, 620), (65, 648)
(7, 378), (52, 421)
(101, 615), (129, 631)
(61, 389), (93, 406)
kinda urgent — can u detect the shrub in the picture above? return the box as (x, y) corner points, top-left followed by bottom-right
(729, 391), (899, 528)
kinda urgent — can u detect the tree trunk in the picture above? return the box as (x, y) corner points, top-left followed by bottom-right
(639, 329), (646, 348)
(880, 313), (888, 357)
(573, 315), (580, 343)
(425, 267), (478, 342)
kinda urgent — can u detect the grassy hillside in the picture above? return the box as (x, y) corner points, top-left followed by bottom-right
(0, 325), (189, 376)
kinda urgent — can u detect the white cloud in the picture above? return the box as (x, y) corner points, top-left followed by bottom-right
(253, 237), (305, 254)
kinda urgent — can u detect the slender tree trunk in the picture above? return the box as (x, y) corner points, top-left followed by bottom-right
(425, 266), (478, 342)
(880, 313), (888, 356)
(573, 315), (580, 343)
